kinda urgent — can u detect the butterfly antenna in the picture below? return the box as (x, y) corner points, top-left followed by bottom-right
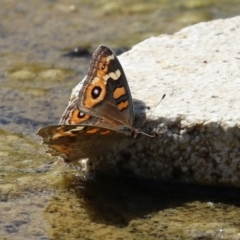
(140, 131), (155, 138)
(140, 94), (166, 128)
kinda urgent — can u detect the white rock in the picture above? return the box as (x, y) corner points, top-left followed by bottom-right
(71, 17), (240, 187)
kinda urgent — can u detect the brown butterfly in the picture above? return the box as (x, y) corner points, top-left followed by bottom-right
(37, 45), (153, 162)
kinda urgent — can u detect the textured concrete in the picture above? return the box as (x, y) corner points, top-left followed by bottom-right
(70, 17), (240, 187)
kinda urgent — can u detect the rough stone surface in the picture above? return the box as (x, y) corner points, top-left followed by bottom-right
(70, 17), (240, 187)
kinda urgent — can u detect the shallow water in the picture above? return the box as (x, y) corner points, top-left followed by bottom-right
(1, 0), (240, 239)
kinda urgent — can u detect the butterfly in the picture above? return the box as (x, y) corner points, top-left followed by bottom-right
(37, 45), (153, 162)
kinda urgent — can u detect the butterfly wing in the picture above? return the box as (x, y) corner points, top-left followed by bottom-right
(59, 98), (128, 133)
(37, 125), (134, 162)
(37, 46), (138, 162)
(77, 45), (135, 133)
(59, 99), (102, 125)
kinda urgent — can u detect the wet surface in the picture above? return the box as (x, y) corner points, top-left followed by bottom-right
(1, 0), (240, 239)
(43, 176), (240, 240)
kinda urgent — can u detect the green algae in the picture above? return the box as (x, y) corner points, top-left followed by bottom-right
(0, 129), (53, 196)
(7, 63), (75, 82)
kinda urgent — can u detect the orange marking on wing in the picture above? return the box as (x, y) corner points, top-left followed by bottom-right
(86, 128), (100, 134)
(97, 69), (108, 78)
(113, 87), (126, 99)
(100, 130), (111, 135)
(96, 58), (110, 78)
(70, 109), (90, 124)
(52, 128), (77, 140)
(84, 77), (106, 108)
(117, 101), (129, 111)
(98, 57), (109, 70)
(50, 144), (72, 155)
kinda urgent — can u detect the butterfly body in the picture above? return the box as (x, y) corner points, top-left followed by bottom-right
(38, 45), (151, 162)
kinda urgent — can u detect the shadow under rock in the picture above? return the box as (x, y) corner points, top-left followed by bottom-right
(71, 174), (240, 227)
